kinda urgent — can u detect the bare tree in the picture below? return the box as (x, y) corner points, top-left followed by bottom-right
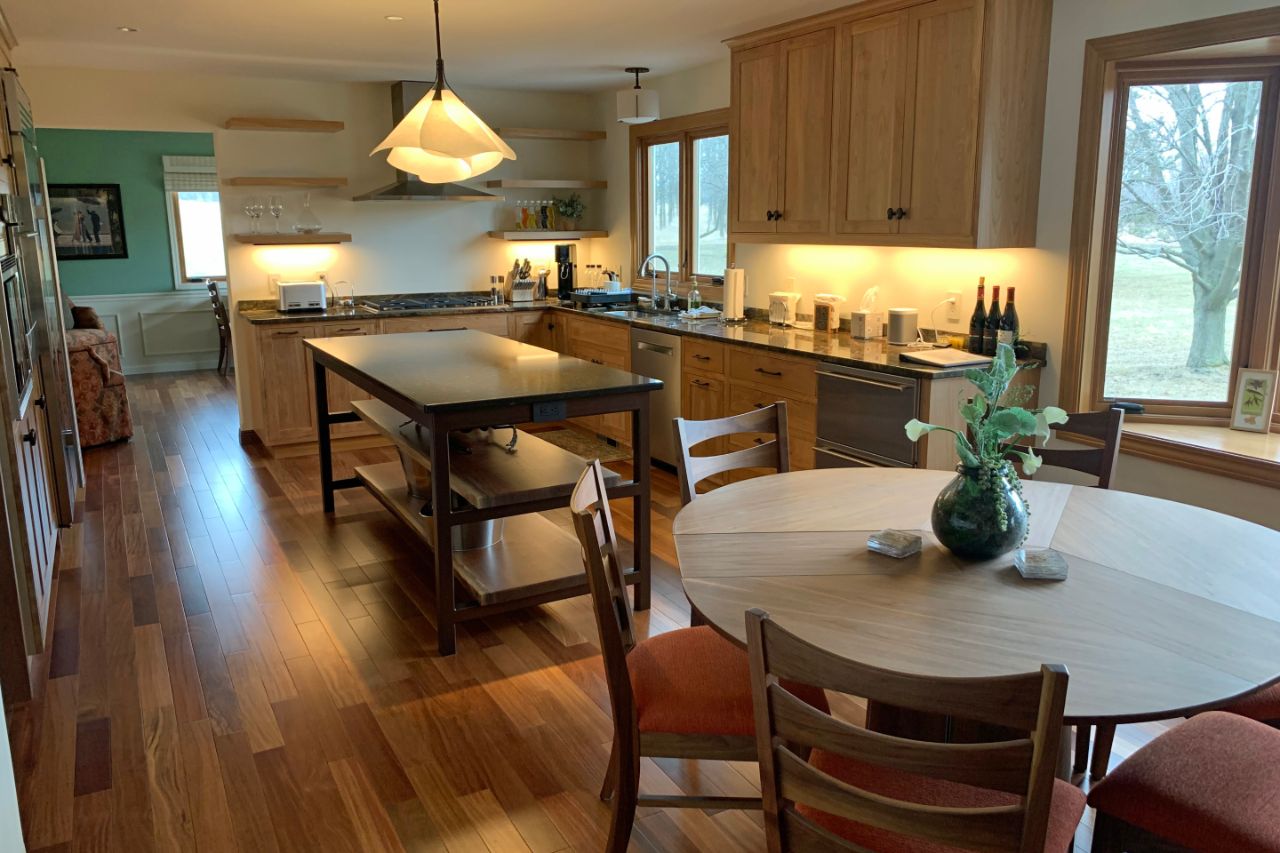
(1115, 81), (1260, 369)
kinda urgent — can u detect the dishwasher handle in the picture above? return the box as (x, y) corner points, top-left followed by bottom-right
(635, 340), (674, 356)
(815, 369), (912, 392)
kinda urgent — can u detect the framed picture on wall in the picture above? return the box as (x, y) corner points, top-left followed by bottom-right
(48, 184), (128, 260)
(1230, 368), (1277, 433)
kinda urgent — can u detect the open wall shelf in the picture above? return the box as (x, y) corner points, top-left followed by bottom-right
(233, 232), (352, 245)
(484, 179), (607, 190)
(488, 230), (607, 241)
(496, 127), (607, 142)
(223, 117), (345, 133)
(223, 176), (348, 188)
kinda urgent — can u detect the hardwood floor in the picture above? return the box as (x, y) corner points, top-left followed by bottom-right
(10, 370), (1167, 852)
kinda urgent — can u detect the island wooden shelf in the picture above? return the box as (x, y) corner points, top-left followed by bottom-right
(223, 117), (345, 133)
(223, 176), (348, 188)
(232, 232), (352, 245)
(483, 179), (607, 190)
(488, 230), (608, 241)
(496, 127), (607, 142)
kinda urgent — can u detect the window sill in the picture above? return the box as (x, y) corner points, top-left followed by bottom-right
(1120, 422), (1280, 489)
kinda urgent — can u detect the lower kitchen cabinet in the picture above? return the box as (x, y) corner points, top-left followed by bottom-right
(323, 321), (378, 438)
(256, 324), (319, 446)
(565, 316), (632, 446)
(509, 310), (562, 350)
(382, 314), (510, 336)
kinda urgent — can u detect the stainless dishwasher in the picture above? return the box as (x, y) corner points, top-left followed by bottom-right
(629, 327), (681, 464)
(815, 363), (919, 468)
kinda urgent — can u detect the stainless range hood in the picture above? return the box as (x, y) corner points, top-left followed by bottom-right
(354, 81), (502, 202)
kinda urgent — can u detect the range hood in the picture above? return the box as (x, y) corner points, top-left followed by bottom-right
(354, 81), (501, 202)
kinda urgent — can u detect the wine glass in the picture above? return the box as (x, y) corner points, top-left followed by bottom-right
(268, 196), (284, 233)
(243, 197), (260, 234)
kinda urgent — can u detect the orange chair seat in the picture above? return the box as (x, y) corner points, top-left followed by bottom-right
(627, 626), (827, 736)
(1222, 682), (1280, 723)
(797, 748), (1086, 853)
(1088, 712), (1280, 853)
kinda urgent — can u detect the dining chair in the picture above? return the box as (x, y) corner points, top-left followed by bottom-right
(207, 280), (231, 375)
(1088, 711), (1280, 852)
(569, 461), (827, 853)
(745, 607), (1086, 853)
(672, 401), (790, 505)
(1220, 682), (1280, 726)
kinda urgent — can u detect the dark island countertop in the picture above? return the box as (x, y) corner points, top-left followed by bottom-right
(242, 297), (1045, 381)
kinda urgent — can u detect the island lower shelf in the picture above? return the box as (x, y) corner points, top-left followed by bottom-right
(356, 461), (600, 607)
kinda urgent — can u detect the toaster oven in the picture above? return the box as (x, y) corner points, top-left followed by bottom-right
(277, 280), (328, 312)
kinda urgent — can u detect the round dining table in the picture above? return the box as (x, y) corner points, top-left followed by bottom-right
(672, 468), (1280, 727)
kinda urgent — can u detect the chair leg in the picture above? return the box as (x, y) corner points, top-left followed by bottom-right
(1073, 724), (1090, 777)
(599, 738), (618, 802)
(605, 740), (640, 853)
(1090, 810), (1125, 853)
(690, 604), (708, 627)
(1090, 723), (1117, 782)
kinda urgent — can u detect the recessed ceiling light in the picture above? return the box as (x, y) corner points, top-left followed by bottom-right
(384, 15), (404, 22)
(117, 26), (139, 32)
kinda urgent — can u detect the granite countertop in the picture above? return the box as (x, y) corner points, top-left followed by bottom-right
(238, 296), (1044, 381)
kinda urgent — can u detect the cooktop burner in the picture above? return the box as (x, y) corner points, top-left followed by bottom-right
(358, 295), (492, 312)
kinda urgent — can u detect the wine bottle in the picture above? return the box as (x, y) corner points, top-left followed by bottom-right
(983, 285), (1002, 356)
(967, 277), (987, 354)
(998, 286), (1019, 349)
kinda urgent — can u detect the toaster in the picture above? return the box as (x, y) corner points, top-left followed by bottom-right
(278, 280), (328, 312)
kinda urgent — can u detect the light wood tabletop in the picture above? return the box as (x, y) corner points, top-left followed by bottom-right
(673, 468), (1280, 724)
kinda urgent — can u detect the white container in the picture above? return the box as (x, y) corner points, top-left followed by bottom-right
(813, 293), (846, 333)
(888, 308), (919, 345)
(849, 309), (883, 339)
(768, 291), (801, 326)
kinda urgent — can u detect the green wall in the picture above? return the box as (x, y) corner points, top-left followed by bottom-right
(36, 129), (215, 296)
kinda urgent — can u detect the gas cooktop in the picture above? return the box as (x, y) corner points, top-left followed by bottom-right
(358, 295), (493, 312)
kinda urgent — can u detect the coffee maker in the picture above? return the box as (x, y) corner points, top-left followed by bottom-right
(554, 244), (576, 299)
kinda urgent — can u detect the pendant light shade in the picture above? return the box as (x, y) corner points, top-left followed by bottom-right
(617, 67), (659, 125)
(371, 0), (515, 183)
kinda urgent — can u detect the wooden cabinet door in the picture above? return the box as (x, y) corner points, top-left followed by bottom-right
(730, 42), (783, 234)
(11, 400), (56, 648)
(323, 322), (378, 438)
(898, 0), (983, 241)
(509, 311), (547, 346)
(257, 325), (318, 445)
(832, 12), (908, 236)
(777, 30), (835, 236)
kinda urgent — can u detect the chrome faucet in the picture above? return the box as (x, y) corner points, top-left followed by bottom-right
(638, 253), (675, 312)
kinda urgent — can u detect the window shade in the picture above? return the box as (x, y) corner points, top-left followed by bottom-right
(162, 155), (218, 192)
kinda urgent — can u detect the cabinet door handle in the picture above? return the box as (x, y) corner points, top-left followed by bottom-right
(335, 327), (362, 333)
(274, 330), (299, 337)
(774, 209), (783, 220)
(21, 429), (36, 446)
(887, 207), (896, 221)
(692, 379), (711, 388)
(753, 437), (766, 445)
(427, 327), (466, 333)
(894, 207), (907, 220)
(752, 402), (767, 409)
(692, 353), (711, 361)
(755, 367), (783, 377)
(33, 396), (45, 409)
(766, 210), (775, 221)
(590, 358), (605, 365)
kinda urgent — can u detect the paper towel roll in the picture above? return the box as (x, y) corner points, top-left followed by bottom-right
(724, 267), (746, 321)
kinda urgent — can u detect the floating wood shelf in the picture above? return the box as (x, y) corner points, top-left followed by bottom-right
(483, 179), (607, 190)
(223, 176), (348, 188)
(232, 232), (351, 245)
(496, 127), (607, 142)
(223, 117), (345, 133)
(487, 230), (608, 241)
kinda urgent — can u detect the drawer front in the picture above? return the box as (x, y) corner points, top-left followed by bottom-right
(682, 337), (725, 374)
(568, 337), (627, 369)
(727, 383), (817, 437)
(381, 314), (510, 336)
(567, 316), (629, 351)
(323, 320), (378, 337)
(727, 347), (817, 398)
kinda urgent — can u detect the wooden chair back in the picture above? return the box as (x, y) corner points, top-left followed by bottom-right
(207, 281), (230, 334)
(746, 608), (1069, 853)
(570, 460), (637, 733)
(673, 402), (790, 505)
(1029, 407), (1124, 489)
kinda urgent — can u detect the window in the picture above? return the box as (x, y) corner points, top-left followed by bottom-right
(1089, 61), (1280, 419)
(169, 191), (226, 282)
(632, 109), (730, 282)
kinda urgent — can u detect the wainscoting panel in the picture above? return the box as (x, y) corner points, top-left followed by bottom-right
(73, 290), (222, 375)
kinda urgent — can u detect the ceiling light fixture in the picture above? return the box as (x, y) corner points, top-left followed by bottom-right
(385, 15), (405, 22)
(616, 67), (659, 125)
(371, 0), (514, 184)
(117, 26), (139, 32)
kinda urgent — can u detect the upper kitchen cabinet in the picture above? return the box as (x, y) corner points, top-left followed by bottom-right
(728, 0), (1051, 249)
(729, 30), (835, 238)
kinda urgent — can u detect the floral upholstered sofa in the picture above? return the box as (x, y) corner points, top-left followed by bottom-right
(66, 303), (133, 446)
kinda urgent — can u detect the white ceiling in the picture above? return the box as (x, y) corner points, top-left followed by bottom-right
(5, 0), (855, 91)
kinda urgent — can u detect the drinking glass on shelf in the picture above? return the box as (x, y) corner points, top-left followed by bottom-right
(268, 195), (284, 233)
(243, 197), (261, 234)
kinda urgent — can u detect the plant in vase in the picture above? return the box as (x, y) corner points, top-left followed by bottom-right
(904, 343), (1067, 560)
(554, 192), (586, 231)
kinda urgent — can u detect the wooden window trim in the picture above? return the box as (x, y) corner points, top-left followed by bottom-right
(629, 108), (731, 285)
(1059, 9), (1280, 484)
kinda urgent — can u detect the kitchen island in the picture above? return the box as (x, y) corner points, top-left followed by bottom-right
(304, 329), (662, 655)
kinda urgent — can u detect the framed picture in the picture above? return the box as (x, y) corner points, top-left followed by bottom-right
(48, 184), (128, 260)
(1230, 368), (1277, 433)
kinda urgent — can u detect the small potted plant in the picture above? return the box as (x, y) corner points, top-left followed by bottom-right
(905, 343), (1067, 560)
(554, 193), (586, 231)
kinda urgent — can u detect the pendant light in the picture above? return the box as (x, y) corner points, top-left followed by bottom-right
(616, 67), (659, 125)
(371, 0), (515, 183)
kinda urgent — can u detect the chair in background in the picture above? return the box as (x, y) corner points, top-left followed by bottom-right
(746, 607), (1086, 853)
(1088, 711), (1280, 852)
(672, 401), (789, 505)
(207, 281), (231, 375)
(65, 302), (133, 447)
(569, 460), (827, 853)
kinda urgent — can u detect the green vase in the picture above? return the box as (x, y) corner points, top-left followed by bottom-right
(931, 465), (1028, 560)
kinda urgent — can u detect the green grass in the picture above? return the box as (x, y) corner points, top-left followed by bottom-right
(1103, 253), (1236, 402)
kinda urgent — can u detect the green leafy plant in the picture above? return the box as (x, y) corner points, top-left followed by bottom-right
(905, 343), (1067, 476)
(554, 193), (586, 222)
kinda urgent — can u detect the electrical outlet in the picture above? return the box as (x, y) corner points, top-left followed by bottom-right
(946, 291), (962, 322)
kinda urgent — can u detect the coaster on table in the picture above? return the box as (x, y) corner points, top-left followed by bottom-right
(867, 529), (922, 559)
(1014, 548), (1068, 581)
